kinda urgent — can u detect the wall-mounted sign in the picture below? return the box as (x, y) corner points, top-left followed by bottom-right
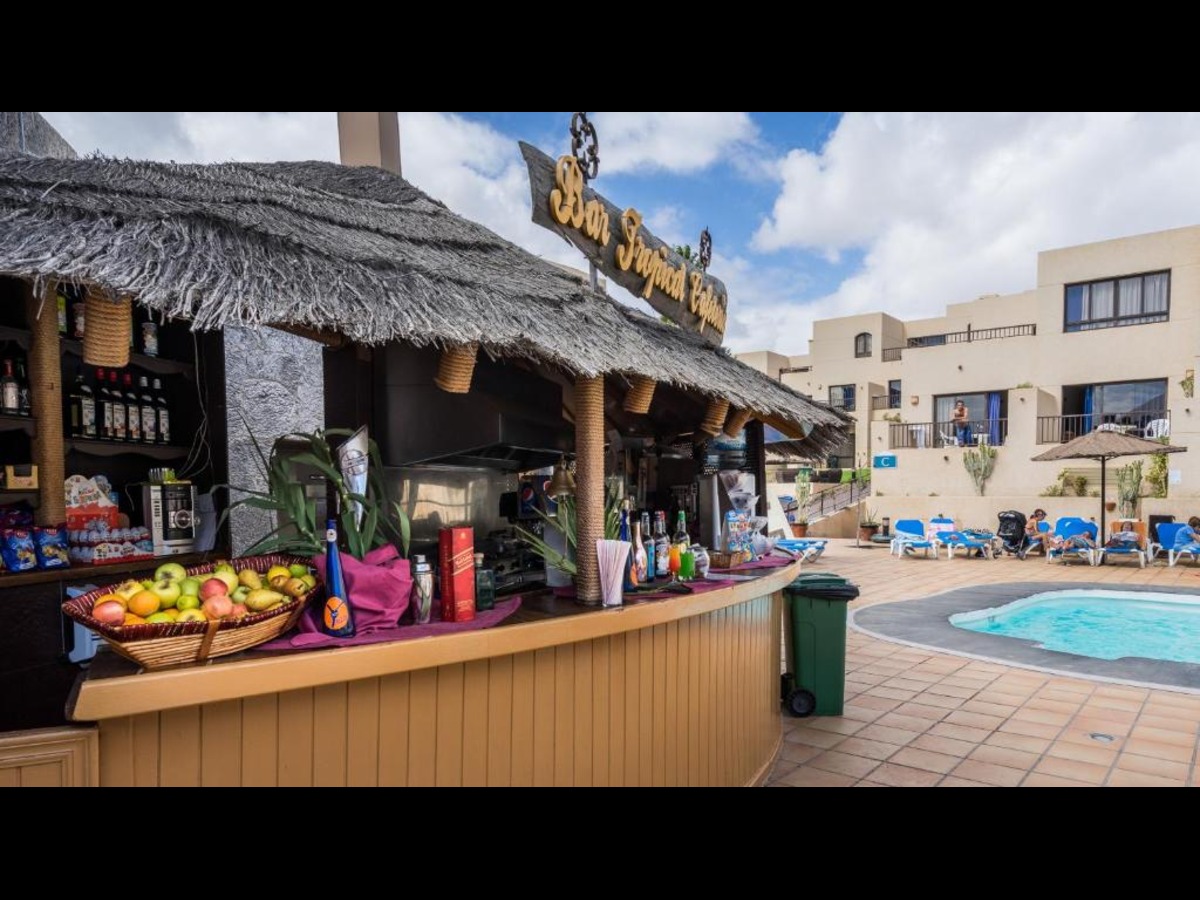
(520, 141), (729, 346)
(873, 454), (897, 469)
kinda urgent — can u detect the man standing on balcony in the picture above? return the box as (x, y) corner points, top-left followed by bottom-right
(952, 399), (972, 447)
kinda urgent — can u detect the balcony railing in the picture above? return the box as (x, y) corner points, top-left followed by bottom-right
(1036, 410), (1170, 444)
(871, 394), (902, 410)
(882, 347), (903, 362)
(906, 323), (1036, 349)
(889, 419), (1009, 449)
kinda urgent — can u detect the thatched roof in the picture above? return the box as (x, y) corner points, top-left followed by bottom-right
(0, 152), (848, 451)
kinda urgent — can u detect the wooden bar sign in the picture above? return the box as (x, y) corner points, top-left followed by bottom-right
(520, 141), (729, 347)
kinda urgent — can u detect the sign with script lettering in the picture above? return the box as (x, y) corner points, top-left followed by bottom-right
(520, 141), (729, 346)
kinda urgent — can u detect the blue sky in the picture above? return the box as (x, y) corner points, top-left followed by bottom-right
(42, 112), (1200, 355)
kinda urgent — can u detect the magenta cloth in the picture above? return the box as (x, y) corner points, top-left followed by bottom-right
(552, 578), (739, 603)
(255, 595), (523, 652)
(712, 555), (796, 572)
(274, 544), (415, 647)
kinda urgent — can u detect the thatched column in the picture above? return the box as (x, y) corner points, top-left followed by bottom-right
(575, 375), (604, 605)
(25, 281), (65, 525)
(699, 398), (731, 436)
(724, 407), (754, 438)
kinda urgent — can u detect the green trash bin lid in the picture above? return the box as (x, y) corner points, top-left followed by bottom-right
(785, 572), (859, 602)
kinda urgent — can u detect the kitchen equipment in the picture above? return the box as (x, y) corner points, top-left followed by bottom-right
(412, 555), (434, 624)
(142, 482), (196, 556)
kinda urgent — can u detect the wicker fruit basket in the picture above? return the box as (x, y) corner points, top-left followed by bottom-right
(62, 554), (317, 670)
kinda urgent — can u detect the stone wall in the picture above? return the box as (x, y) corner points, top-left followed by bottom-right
(0, 112), (77, 159)
(223, 326), (324, 554)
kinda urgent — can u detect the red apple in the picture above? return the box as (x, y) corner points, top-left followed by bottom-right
(93, 599), (127, 625)
(199, 578), (229, 601)
(202, 595), (234, 620)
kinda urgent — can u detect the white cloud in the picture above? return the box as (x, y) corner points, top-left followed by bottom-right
(595, 112), (758, 175)
(746, 112), (1200, 353)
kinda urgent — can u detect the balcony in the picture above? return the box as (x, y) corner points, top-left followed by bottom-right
(889, 419), (1010, 449)
(906, 323), (1036, 349)
(871, 394), (902, 411)
(1036, 410), (1170, 444)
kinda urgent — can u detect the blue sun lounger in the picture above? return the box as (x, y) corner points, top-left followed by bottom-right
(889, 519), (938, 558)
(935, 530), (992, 559)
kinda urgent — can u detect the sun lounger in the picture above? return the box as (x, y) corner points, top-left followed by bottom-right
(890, 519), (938, 558)
(935, 530), (993, 559)
(1156, 523), (1200, 567)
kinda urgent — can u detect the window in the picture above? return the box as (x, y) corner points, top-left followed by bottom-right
(888, 380), (902, 409)
(829, 384), (856, 412)
(1062, 379), (1168, 433)
(934, 391), (1009, 445)
(854, 332), (872, 358)
(1064, 270), (1169, 332)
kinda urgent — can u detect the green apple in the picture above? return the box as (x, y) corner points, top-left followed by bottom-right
(232, 586), (250, 602)
(177, 608), (206, 623)
(212, 570), (239, 593)
(214, 563), (236, 576)
(176, 594), (201, 612)
(179, 577), (202, 597)
(145, 612), (173, 624)
(288, 563), (309, 578)
(141, 579), (155, 590)
(151, 578), (182, 609)
(154, 561), (188, 583)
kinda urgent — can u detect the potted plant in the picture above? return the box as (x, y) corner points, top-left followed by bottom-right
(858, 506), (881, 542)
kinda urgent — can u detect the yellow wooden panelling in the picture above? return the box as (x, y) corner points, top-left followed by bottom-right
(0, 727), (99, 787)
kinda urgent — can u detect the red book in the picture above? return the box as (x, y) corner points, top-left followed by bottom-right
(438, 526), (475, 622)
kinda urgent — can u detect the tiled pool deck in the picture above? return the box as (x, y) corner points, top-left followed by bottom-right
(766, 542), (1200, 787)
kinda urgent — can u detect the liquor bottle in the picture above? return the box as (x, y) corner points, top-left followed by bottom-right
(654, 511), (670, 578)
(673, 510), (690, 549)
(153, 377), (170, 445)
(95, 368), (112, 439)
(68, 366), (84, 436)
(77, 366), (96, 438)
(124, 372), (141, 443)
(619, 499), (637, 590)
(0, 359), (18, 415)
(473, 552), (495, 612)
(56, 286), (68, 336)
(108, 370), (126, 441)
(15, 358), (31, 417)
(138, 375), (156, 444)
(633, 515), (649, 583)
(321, 518), (356, 638)
(641, 512), (656, 581)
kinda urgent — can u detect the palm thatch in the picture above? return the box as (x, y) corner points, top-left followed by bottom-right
(0, 152), (848, 452)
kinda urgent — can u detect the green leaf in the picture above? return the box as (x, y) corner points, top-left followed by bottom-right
(394, 502), (411, 557)
(289, 452), (343, 486)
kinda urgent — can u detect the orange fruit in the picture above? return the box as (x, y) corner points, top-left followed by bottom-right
(95, 592), (129, 611)
(122, 613), (146, 626)
(128, 590), (161, 618)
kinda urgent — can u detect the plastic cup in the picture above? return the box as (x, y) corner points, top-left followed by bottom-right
(679, 549), (695, 581)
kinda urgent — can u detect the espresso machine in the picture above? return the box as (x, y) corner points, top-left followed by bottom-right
(142, 482), (197, 555)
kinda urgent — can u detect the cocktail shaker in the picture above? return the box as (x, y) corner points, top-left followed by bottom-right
(413, 554), (434, 625)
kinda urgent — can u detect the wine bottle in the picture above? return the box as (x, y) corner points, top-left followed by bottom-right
(95, 368), (111, 439)
(633, 515), (648, 583)
(15, 359), (31, 417)
(108, 370), (126, 441)
(321, 518), (356, 638)
(78, 366), (96, 438)
(619, 499), (637, 590)
(138, 375), (156, 444)
(0, 359), (17, 415)
(654, 512), (670, 578)
(153, 377), (170, 444)
(124, 372), (141, 443)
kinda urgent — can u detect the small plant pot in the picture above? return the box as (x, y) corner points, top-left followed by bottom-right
(791, 523), (809, 538)
(1105, 501), (1117, 512)
(859, 525), (880, 541)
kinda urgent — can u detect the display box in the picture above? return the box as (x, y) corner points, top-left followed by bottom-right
(4, 464), (38, 490)
(438, 525), (475, 622)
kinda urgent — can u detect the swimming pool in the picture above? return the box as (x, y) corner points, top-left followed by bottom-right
(951, 590), (1200, 664)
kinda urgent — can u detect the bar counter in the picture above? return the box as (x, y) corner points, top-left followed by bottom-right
(67, 560), (798, 787)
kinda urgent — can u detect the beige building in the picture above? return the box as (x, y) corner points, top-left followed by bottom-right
(740, 224), (1200, 530)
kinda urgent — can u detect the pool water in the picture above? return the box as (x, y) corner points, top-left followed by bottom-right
(950, 590), (1200, 664)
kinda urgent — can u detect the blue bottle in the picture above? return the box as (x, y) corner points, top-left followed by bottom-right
(321, 518), (356, 638)
(620, 500), (637, 591)
(641, 512), (656, 581)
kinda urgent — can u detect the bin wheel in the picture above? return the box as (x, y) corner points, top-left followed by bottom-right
(785, 688), (817, 718)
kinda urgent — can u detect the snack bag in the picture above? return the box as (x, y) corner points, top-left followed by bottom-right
(0, 528), (38, 572)
(33, 524), (71, 570)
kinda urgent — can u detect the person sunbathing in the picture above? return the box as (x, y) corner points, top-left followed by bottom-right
(1105, 522), (1141, 550)
(1173, 516), (1200, 554)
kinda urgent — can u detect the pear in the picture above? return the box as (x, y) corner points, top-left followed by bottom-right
(245, 588), (288, 612)
(283, 577), (310, 598)
(238, 569), (262, 590)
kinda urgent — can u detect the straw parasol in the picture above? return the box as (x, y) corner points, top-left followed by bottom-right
(1031, 430), (1186, 542)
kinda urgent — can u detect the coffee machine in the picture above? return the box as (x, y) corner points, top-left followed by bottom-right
(142, 482), (197, 555)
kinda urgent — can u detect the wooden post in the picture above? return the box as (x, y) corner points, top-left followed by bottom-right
(575, 375), (604, 605)
(25, 281), (65, 524)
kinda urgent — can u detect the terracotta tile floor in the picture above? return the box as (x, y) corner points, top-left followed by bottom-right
(766, 540), (1200, 787)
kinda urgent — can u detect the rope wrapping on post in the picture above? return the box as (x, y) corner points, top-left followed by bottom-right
(433, 343), (479, 393)
(26, 282), (66, 524)
(699, 398), (730, 436)
(575, 375), (604, 605)
(723, 407), (753, 438)
(622, 375), (656, 414)
(82, 290), (131, 369)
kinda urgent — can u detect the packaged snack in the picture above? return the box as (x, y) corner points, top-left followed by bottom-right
(33, 524), (71, 570)
(1, 528), (38, 572)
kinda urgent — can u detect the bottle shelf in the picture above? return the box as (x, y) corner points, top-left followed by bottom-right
(0, 324), (31, 350)
(61, 339), (195, 378)
(66, 439), (189, 461)
(0, 413), (35, 437)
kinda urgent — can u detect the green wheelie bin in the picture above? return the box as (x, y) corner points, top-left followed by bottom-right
(781, 573), (859, 718)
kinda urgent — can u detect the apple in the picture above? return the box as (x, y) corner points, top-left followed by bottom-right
(214, 563), (236, 576)
(92, 599), (126, 625)
(232, 586), (250, 602)
(179, 577), (202, 597)
(300, 573), (317, 591)
(199, 578), (229, 601)
(151, 578), (182, 609)
(145, 612), (173, 624)
(140, 579), (155, 590)
(228, 603), (250, 620)
(211, 570), (239, 593)
(115, 580), (144, 601)
(176, 594), (201, 612)
(202, 595), (233, 620)
(177, 609), (207, 623)
(288, 563), (308, 578)
(155, 561), (188, 583)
